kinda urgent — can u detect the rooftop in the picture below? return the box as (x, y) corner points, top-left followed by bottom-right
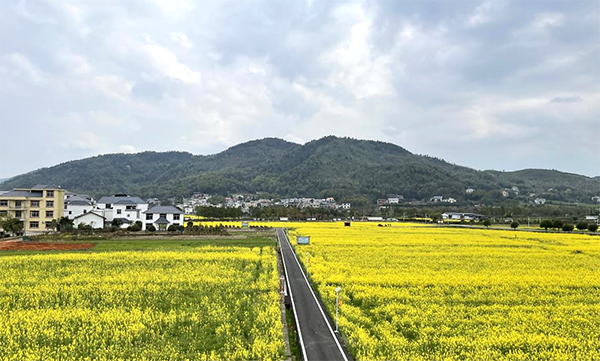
(97, 195), (146, 205)
(144, 205), (183, 214)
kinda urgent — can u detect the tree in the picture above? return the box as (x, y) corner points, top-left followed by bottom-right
(510, 221), (519, 229)
(47, 219), (59, 231)
(588, 224), (599, 232)
(540, 219), (553, 231)
(483, 220), (492, 227)
(552, 219), (563, 230)
(562, 224), (574, 232)
(1, 217), (24, 235)
(58, 217), (74, 231)
(576, 222), (588, 231)
(112, 219), (123, 228)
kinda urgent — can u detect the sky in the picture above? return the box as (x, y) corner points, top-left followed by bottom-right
(0, 0), (599, 179)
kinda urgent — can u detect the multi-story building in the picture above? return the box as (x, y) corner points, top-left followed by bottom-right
(0, 185), (65, 234)
(96, 194), (148, 227)
(64, 194), (95, 219)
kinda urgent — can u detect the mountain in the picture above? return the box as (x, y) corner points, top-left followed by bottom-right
(2, 136), (599, 205)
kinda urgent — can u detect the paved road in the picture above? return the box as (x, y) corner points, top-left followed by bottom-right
(277, 228), (352, 361)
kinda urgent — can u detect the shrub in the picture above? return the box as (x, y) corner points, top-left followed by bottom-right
(562, 224), (574, 232)
(130, 224), (141, 232)
(576, 222), (588, 231)
(147, 225), (156, 232)
(510, 221), (519, 229)
(588, 224), (598, 232)
(167, 225), (178, 232)
(483, 220), (491, 227)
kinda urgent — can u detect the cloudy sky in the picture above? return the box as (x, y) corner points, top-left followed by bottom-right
(1, 0), (599, 178)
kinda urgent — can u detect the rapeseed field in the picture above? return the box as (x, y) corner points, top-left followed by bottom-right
(0, 244), (285, 361)
(289, 222), (600, 361)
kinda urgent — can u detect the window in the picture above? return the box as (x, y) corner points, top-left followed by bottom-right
(69, 211), (72, 215)
(0, 200), (7, 207)
(174, 214), (180, 220)
(160, 213), (167, 218)
(30, 200), (39, 207)
(126, 205), (137, 210)
(146, 214), (153, 220)
(46, 201), (54, 207)
(15, 211), (22, 218)
(46, 211), (54, 218)
(30, 211), (39, 218)
(117, 209), (122, 214)
(15, 201), (22, 208)
(106, 204), (112, 209)
(30, 221), (39, 228)
(0, 211), (7, 217)
(46, 191), (54, 198)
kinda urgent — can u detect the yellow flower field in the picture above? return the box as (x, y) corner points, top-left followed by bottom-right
(0, 245), (285, 361)
(289, 222), (600, 360)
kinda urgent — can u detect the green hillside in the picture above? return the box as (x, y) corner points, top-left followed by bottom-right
(2, 136), (599, 204)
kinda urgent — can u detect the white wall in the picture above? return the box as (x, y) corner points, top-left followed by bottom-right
(65, 204), (94, 219)
(73, 213), (105, 229)
(142, 213), (182, 230)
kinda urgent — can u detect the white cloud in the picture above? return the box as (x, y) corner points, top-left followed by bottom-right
(143, 36), (201, 83)
(170, 32), (192, 48)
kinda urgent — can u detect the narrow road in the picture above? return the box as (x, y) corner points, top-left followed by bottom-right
(277, 228), (352, 361)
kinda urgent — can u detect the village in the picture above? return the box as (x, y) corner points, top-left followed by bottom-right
(1, 184), (599, 236)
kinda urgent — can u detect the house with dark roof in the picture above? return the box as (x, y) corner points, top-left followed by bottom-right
(96, 194), (148, 227)
(64, 195), (95, 219)
(142, 205), (183, 231)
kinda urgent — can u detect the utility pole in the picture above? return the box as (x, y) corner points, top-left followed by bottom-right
(335, 286), (341, 332)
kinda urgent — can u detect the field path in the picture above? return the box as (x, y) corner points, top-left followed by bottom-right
(277, 228), (352, 361)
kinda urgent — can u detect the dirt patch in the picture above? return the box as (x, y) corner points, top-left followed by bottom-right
(0, 240), (95, 251)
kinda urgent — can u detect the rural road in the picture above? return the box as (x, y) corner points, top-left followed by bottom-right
(277, 228), (352, 361)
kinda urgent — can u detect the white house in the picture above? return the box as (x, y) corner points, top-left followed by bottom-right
(387, 197), (400, 204)
(534, 198), (546, 205)
(96, 194), (148, 226)
(142, 205), (184, 231)
(465, 188), (475, 194)
(592, 196), (600, 203)
(430, 196), (443, 203)
(336, 203), (351, 210)
(64, 195), (95, 219)
(73, 211), (105, 229)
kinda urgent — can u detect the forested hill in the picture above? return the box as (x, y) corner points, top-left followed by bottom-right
(2, 136), (599, 205)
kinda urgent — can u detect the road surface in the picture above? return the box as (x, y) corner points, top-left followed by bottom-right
(277, 228), (352, 361)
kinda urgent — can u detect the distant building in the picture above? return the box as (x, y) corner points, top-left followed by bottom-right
(443, 212), (484, 221)
(592, 196), (600, 203)
(377, 199), (388, 206)
(64, 195), (95, 219)
(142, 205), (183, 231)
(534, 198), (546, 205)
(336, 203), (351, 210)
(387, 197), (400, 204)
(96, 194), (148, 226)
(0, 185), (65, 235)
(73, 211), (105, 229)
(430, 196), (443, 203)
(465, 188), (475, 194)
(502, 190), (510, 197)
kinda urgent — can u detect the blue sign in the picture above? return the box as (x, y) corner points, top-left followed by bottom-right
(297, 236), (310, 245)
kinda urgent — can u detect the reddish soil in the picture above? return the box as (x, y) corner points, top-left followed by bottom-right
(0, 240), (95, 251)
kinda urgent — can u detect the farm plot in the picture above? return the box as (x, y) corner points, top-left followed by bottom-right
(290, 222), (600, 361)
(0, 239), (285, 361)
